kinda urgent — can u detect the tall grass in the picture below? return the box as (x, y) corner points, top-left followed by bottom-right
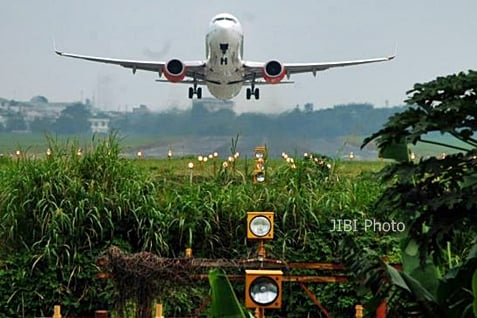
(0, 133), (168, 317)
(0, 135), (395, 317)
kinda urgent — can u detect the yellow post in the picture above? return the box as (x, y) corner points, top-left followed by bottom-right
(355, 304), (363, 318)
(53, 305), (62, 318)
(255, 307), (265, 318)
(155, 303), (165, 318)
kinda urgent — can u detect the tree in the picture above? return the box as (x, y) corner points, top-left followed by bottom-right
(304, 102), (314, 113)
(356, 70), (477, 317)
(30, 117), (54, 133)
(5, 112), (27, 132)
(30, 95), (49, 104)
(53, 103), (92, 134)
(362, 70), (477, 262)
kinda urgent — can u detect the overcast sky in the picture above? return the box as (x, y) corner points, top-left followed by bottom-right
(1, 1), (476, 113)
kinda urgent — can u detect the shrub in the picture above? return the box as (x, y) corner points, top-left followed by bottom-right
(0, 133), (168, 317)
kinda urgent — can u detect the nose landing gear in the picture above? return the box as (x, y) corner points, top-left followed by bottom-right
(219, 43), (229, 65)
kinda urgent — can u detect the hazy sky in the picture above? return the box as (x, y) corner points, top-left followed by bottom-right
(1, 1), (476, 113)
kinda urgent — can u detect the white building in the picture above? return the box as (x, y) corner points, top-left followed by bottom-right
(193, 98), (234, 112)
(89, 117), (110, 134)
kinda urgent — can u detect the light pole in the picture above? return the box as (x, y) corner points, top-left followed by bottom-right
(188, 162), (194, 184)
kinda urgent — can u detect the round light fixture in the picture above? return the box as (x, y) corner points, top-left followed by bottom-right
(249, 216), (271, 237)
(256, 172), (265, 183)
(249, 276), (279, 306)
(255, 151), (264, 159)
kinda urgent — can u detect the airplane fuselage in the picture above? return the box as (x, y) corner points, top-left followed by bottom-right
(205, 14), (244, 99)
(55, 13), (394, 101)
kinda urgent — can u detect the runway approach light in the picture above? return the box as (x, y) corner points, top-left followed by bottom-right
(247, 211), (274, 240)
(253, 146), (267, 183)
(245, 269), (283, 309)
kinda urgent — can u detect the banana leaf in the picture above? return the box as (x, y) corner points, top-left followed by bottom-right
(208, 269), (251, 318)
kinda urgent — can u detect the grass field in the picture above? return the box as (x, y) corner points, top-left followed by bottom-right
(1, 131), (470, 167)
(0, 132), (168, 156)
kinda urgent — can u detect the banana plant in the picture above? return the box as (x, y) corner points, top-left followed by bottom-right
(340, 237), (477, 317)
(208, 269), (253, 318)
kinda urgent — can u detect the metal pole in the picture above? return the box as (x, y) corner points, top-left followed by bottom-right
(255, 307), (265, 318)
(257, 240), (266, 261)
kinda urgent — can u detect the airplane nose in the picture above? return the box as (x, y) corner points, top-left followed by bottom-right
(214, 24), (233, 40)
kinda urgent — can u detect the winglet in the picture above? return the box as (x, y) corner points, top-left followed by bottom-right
(52, 37), (63, 56)
(388, 43), (398, 60)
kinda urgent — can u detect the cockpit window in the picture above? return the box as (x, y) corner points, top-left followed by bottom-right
(213, 17), (237, 23)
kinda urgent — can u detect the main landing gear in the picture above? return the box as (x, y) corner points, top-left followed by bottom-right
(188, 76), (202, 99)
(188, 86), (202, 99)
(246, 75), (260, 100)
(246, 87), (259, 100)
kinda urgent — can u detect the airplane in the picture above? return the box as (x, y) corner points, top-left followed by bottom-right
(55, 12), (395, 101)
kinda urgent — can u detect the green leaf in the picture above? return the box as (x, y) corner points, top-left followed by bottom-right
(379, 138), (410, 162)
(472, 269), (477, 317)
(208, 269), (247, 318)
(401, 239), (441, 296)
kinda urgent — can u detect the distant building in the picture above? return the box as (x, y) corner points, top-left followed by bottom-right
(132, 104), (151, 115)
(89, 116), (110, 134)
(193, 98), (234, 112)
(0, 95), (104, 133)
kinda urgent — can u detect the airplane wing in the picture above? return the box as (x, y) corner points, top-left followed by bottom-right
(55, 49), (206, 79)
(243, 54), (395, 81)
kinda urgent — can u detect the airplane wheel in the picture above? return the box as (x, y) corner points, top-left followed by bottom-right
(188, 87), (194, 99)
(254, 88), (260, 100)
(246, 88), (251, 100)
(197, 87), (202, 99)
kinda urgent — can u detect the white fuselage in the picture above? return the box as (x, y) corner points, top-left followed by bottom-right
(205, 14), (244, 100)
(56, 12), (394, 101)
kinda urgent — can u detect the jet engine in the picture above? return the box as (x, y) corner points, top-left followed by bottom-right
(163, 59), (187, 82)
(263, 60), (286, 84)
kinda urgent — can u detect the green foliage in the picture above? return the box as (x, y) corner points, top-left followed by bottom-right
(5, 112), (27, 131)
(208, 269), (249, 318)
(340, 237), (443, 317)
(472, 269), (477, 317)
(401, 238), (441, 296)
(0, 133), (167, 317)
(378, 137), (410, 162)
(363, 70), (477, 152)
(53, 102), (92, 134)
(150, 156), (394, 316)
(437, 240), (477, 318)
(359, 69), (477, 317)
(113, 102), (402, 138)
(362, 70), (477, 264)
(0, 133), (397, 317)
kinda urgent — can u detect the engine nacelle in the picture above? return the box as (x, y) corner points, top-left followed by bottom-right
(163, 59), (187, 82)
(263, 60), (286, 84)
